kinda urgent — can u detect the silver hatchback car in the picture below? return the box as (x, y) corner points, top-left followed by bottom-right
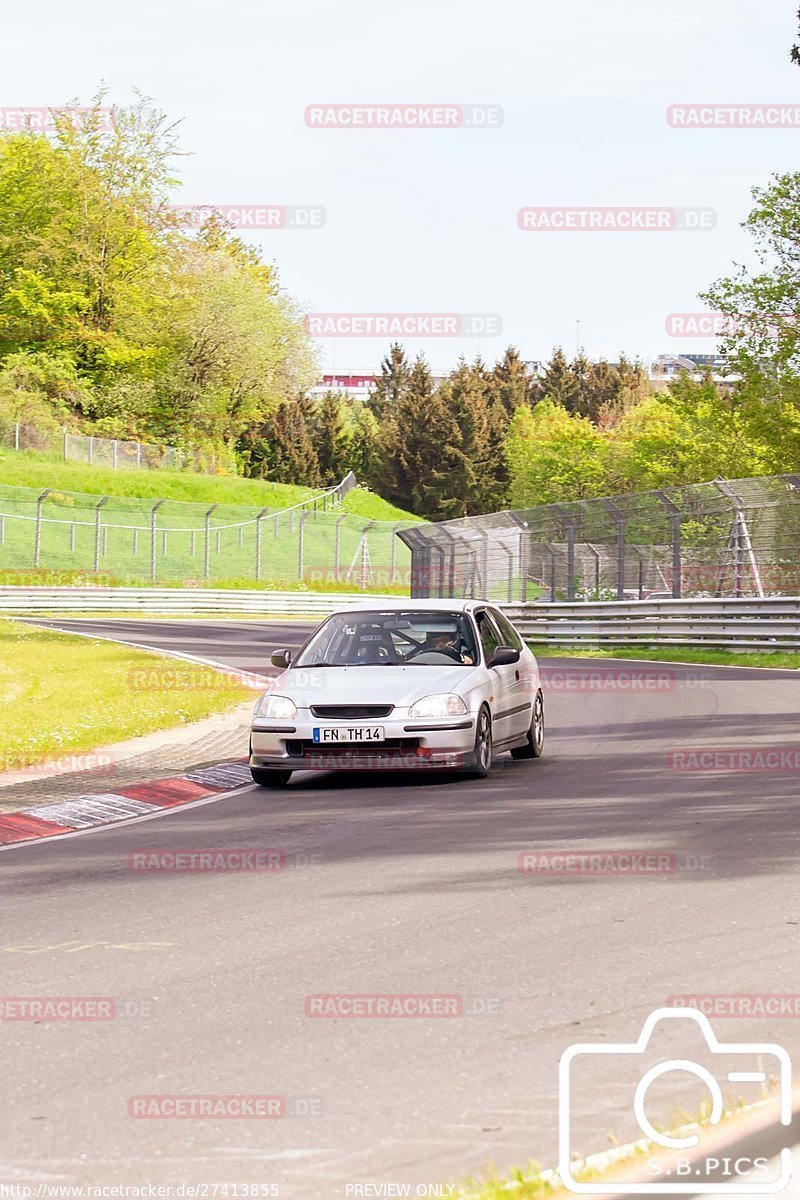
(249, 599), (544, 787)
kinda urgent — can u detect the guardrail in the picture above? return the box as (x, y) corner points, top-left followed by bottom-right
(4, 589), (800, 647)
(504, 596), (800, 649)
(0, 587), (398, 617)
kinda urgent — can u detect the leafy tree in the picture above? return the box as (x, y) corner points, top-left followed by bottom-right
(608, 375), (769, 491)
(506, 398), (609, 506)
(0, 96), (317, 464)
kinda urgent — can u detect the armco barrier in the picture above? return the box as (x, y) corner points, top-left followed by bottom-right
(0, 587), (399, 617)
(504, 596), (800, 649)
(2, 590), (800, 647)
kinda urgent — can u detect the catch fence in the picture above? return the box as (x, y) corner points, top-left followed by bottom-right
(0, 472), (418, 589)
(399, 475), (800, 601)
(0, 417), (187, 472)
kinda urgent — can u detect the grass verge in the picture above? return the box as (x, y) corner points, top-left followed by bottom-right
(0, 618), (252, 769)
(528, 644), (800, 670)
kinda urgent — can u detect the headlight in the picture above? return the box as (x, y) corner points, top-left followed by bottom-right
(408, 693), (468, 718)
(254, 694), (297, 720)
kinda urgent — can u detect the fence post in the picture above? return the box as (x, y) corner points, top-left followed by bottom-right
(33, 489), (51, 568)
(255, 507), (270, 583)
(334, 514), (348, 583)
(150, 499), (166, 583)
(136, 442), (142, 469)
(93, 496), (110, 573)
(390, 523), (403, 585)
(360, 521), (376, 589)
(657, 491), (683, 599)
(602, 499), (626, 600)
(297, 510), (311, 580)
(204, 504), (219, 581)
(88, 435), (94, 465)
(552, 505), (577, 601)
(133, 529), (139, 556)
(112, 440), (118, 470)
(14, 422), (20, 452)
(62, 427), (68, 461)
(586, 542), (601, 597)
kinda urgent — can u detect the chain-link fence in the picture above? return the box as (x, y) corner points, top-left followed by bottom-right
(0, 418), (187, 471)
(0, 472), (418, 589)
(399, 475), (800, 601)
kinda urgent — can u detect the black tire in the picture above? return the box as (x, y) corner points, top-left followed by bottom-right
(467, 706), (493, 778)
(250, 767), (293, 788)
(511, 690), (544, 759)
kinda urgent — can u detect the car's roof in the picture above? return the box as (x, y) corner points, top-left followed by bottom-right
(333, 597), (492, 614)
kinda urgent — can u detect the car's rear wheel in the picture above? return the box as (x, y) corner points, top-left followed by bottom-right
(511, 690), (544, 759)
(250, 767), (293, 788)
(467, 706), (492, 778)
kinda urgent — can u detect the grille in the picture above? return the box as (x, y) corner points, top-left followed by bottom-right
(286, 738), (418, 758)
(310, 704), (394, 719)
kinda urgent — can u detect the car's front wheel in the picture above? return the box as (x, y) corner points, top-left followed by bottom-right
(250, 767), (293, 788)
(511, 690), (545, 759)
(467, 706), (492, 778)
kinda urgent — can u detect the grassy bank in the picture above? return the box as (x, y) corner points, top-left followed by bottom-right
(0, 447), (417, 521)
(528, 644), (800, 669)
(0, 619), (252, 769)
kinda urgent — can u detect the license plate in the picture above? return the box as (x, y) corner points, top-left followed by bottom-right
(312, 726), (385, 743)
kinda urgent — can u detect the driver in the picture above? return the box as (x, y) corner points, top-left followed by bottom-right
(429, 631), (474, 665)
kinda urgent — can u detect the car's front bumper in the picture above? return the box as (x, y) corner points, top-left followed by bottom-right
(250, 712), (476, 771)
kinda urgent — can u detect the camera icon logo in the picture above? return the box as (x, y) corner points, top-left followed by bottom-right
(558, 1006), (792, 1194)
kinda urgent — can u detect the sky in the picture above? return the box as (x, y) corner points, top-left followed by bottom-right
(3, 0), (797, 374)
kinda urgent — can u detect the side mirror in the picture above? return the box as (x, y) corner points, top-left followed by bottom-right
(488, 645), (520, 668)
(270, 649), (293, 669)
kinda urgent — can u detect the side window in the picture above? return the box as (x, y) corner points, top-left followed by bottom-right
(491, 608), (524, 651)
(475, 611), (501, 662)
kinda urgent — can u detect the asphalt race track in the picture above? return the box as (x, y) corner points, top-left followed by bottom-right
(3, 618), (800, 1196)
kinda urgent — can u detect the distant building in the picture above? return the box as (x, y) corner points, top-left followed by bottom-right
(651, 352), (739, 392)
(310, 370), (449, 400)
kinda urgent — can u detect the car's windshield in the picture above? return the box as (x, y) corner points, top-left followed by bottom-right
(295, 610), (478, 667)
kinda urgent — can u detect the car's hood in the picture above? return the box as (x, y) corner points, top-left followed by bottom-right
(275, 664), (480, 709)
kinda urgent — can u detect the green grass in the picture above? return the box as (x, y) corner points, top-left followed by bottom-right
(0, 447), (417, 520)
(0, 453), (420, 588)
(0, 618), (252, 768)
(528, 644), (800, 669)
